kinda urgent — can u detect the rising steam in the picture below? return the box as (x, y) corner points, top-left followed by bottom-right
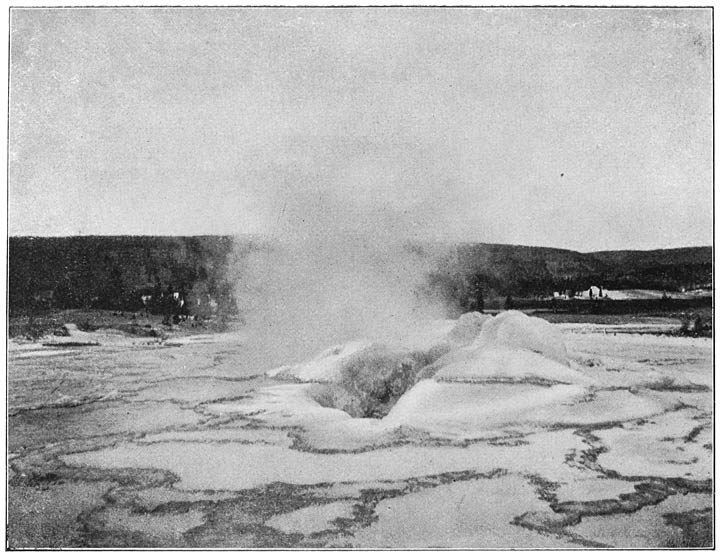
(232, 182), (448, 367)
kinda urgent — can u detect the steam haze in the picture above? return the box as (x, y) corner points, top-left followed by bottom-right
(233, 183), (448, 365)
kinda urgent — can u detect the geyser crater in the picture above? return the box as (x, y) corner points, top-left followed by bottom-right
(308, 343), (451, 419)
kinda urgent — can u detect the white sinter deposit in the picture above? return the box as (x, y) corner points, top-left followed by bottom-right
(205, 311), (672, 451)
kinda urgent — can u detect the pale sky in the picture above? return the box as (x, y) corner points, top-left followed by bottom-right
(8, 8), (713, 251)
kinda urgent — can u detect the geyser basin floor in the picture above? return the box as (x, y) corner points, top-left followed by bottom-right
(8, 322), (712, 548)
(61, 430), (585, 491)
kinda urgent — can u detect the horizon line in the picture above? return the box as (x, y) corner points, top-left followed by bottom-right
(6, 234), (712, 255)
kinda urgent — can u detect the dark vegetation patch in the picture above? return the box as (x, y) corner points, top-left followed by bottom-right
(9, 237), (711, 323)
(8, 309), (230, 341)
(521, 297), (712, 317)
(676, 312), (713, 337)
(425, 243), (711, 314)
(9, 236), (239, 315)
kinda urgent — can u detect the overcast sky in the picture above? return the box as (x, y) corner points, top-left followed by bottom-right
(9, 8), (712, 251)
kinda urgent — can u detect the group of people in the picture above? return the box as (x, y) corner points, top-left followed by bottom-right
(139, 285), (188, 324)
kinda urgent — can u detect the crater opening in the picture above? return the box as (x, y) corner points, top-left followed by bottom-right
(309, 344), (450, 419)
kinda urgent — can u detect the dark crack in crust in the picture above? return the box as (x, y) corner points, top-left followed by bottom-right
(512, 420), (713, 548)
(68, 468), (511, 548)
(13, 413), (712, 549)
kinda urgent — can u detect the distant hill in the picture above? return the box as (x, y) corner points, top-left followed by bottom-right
(588, 247), (712, 291)
(423, 242), (711, 312)
(454, 243), (712, 294)
(8, 236), (241, 315)
(7, 236), (712, 315)
(454, 242), (606, 294)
